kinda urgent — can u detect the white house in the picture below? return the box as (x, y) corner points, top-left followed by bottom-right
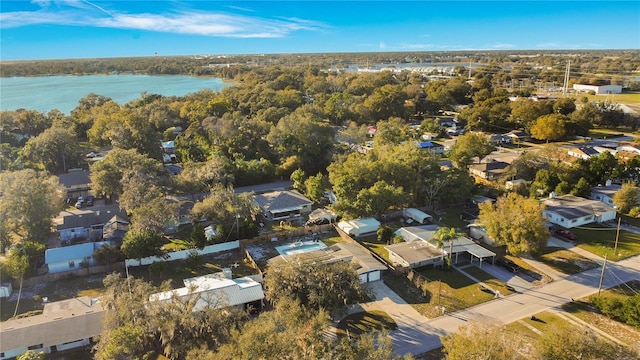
(542, 194), (617, 228)
(337, 218), (380, 237)
(149, 271), (265, 312)
(573, 84), (622, 94)
(385, 240), (443, 269)
(568, 146), (601, 160)
(590, 182), (640, 208)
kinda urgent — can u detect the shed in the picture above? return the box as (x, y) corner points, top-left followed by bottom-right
(402, 208), (433, 224)
(337, 218), (380, 237)
(0, 281), (12, 299)
(45, 241), (110, 274)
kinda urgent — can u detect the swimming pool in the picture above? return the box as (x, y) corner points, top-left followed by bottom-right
(275, 241), (327, 256)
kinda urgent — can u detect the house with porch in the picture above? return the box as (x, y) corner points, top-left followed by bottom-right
(542, 193), (617, 229)
(253, 190), (313, 221)
(389, 225), (496, 269)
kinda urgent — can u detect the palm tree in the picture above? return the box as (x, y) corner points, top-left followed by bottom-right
(433, 227), (465, 270)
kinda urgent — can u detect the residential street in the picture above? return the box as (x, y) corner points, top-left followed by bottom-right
(365, 255), (640, 357)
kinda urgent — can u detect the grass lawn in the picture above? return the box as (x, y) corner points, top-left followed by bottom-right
(335, 310), (397, 337)
(570, 224), (640, 261)
(436, 206), (468, 229)
(561, 280), (640, 344)
(384, 266), (507, 318)
(522, 310), (569, 333)
(358, 234), (393, 264)
(461, 266), (516, 296)
(533, 247), (599, 275)
(128, 249), (257, 288)
(1, 274), (106, 321)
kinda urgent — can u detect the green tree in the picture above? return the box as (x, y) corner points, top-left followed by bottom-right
(613, 182), (640, 214)
(433, 227), (465, 269)
(191, 223), (207, 249)
(121, 229), (168, 263)
(449, 133), (496, 168)
(364, 84), (407, 121)
(377, 225), (394, 245)
(0, 169), (64, 251)
(354, 180), (406, 218)
(478, 193), (550, 255)
(264, 258), (369, 313)
(374, 117), (410, 147)
(304, 173), (326, 202)
(177, 155), (234, 195)
(290, 168), (307, 193)
(17, 350), (45, 360)
(553, 97), (576, 115)
(324, 92), (356, 125)
(530, 114), (567, 143)
(441, 321), (522, 360)
(93, 245), (125, 266)
(21, 126), (80, 173)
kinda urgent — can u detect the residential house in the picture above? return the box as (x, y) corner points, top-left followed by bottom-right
(488, 134), (511, 145)
(0, 297), (105, 360)
(590, 182), (640, 208)
(253, 190), (313, 221)
(567, 146), (601, 160)
(58, 169), (91, 199)
(542, 193), (617, 229)
(56, 207), (129, 244)
(416, 141), (445, 154)
(325, 242), (387, 282)
(616, 142), (640, 156)
(438, 117), (457, 128)
(505, 178), (527, 190)
(389, 225), (496, 268)
(468, 161), (509, 180)
(337, 218), (380, 237)
(504, 130), (530, 143)
(102, 215), (129, 243)
(45, 241), (111, 274)
(149, 271), (264, 312)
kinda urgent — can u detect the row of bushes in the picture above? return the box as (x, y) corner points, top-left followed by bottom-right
(590, 294), (640, 328)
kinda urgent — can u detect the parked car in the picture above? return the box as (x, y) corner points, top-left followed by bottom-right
(85, 195), (95, 206)
(496, 258), (521, 273)
(554, 229), (577, 240)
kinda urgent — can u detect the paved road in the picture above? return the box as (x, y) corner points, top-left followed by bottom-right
(386, 254), (640, 356)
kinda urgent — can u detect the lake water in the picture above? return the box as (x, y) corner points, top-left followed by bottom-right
(0, 75), (232, 115)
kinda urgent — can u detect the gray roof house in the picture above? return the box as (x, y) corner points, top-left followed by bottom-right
(542, 194), (616, 229)
(253, 190), (313, 221)
(102, 215), (130, 243)
(58, 169), (91, 198)
(468, 161), (509, 180)
(0, 296), (104, 359)
(56, 207), (129, 243)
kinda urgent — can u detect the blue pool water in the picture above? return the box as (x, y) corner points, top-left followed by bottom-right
(275, 241), (327, 256)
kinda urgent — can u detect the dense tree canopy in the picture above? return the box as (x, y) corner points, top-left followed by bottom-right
(0, 169), (64, 252)
(478, 193), (550, 255)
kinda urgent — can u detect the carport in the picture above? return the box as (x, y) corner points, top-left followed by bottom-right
(443, 236), (496, 268)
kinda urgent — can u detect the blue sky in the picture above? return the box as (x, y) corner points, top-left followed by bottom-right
(1, 1), (639, 60)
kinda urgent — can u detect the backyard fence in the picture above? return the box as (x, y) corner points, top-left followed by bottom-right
(125, 240), (240, 267)
(16, 263), (124, 288)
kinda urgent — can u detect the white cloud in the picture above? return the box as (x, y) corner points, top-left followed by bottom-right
(491, 43), (514, 49)
(379, 42), (432, 50)
(1, 3), (325, 38)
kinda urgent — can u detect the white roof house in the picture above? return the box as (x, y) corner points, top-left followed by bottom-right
(542, 194), (616, 228)
(149, 271), (264, 312)
(337, 218), (380, 237)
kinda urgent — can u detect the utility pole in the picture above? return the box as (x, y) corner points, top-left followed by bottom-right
(562, 60), (571, 97)
(597, 254), (608, 296)
(613, 217), (621, 257)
